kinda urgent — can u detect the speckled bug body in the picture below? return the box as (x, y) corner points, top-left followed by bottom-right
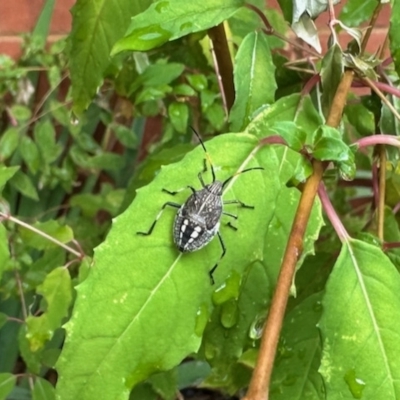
(173, 180), (223, 253)
(137, 128), (263, 283)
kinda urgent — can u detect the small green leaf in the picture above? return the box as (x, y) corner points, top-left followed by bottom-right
(85, 153), (125, 170)
(111, 123), (138, 149)
(26, 267), (73, 352)
(172, 84), (196, 96)
(10, 104), (32, 121)
(168, 102), (189, 134)
(19, 136), (41, 173)
(246, 93), (324, 145)
(34, 119), (62, 164)
(187, 74), (208, 91)
(112, 0), (244, 53)
(268, 121), (307, 151)
(130, 62), (185, 93)
(0, 127), (19, 161)
(0, 224), (11, 280)
(205, 102), (225, 130)
(0, 373), (16, 400)
(0, 165), (19, 193)
(229, 32), (277, 131)
(19, 325), (42, 373)
(32, 377), (55, 400)
(321, 44), (343, 119)
(9, 170), (39, 201)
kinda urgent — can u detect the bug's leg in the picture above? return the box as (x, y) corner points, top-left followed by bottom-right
(162, 186), (196, 196)
(222, 211), (238, 230)
(223, 199), (254, 209)
(209, 231), (226, 285)
(137, 202), (180, 236)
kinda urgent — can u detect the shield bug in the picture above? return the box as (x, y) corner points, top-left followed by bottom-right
(137, 128), (263, 283)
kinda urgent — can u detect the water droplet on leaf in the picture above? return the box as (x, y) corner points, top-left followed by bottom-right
(344, 369), (366, 399)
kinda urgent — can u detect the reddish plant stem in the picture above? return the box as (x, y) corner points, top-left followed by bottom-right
(243, 69), (354, 400)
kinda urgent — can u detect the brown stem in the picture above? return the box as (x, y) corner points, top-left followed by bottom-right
(243, 69), (354, 400)
(208, 24), (235, 113)
(360, 2), (384, 54)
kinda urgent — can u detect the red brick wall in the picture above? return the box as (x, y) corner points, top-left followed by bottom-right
(0, 0), (74, 58)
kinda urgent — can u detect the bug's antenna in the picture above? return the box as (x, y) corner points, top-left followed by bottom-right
(222, 167), (264, 189)
(190, 126), (216, 183)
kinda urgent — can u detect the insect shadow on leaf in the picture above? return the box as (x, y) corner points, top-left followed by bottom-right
(137, 127), (263, 284)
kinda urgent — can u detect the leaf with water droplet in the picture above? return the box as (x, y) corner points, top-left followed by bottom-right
(320, 239), (400, 398)
(344, 369), (366, 399)
(112, 0), (244, 53)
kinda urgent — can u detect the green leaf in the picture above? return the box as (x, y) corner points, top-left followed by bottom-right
(390, 0), (400, 79)
(0, 373), (16, 400)
(229, 32), (277, 131)
(32, 0), (56, 48)
(0, 127), (19, 161)
(148, 369), (177, 400)
(112, 0), (244, 53)
(339, 0), (376, 27)
(270, 293), (324, 398)
(19, 136), (41, 173)
(320, 44), (343, 119)
(111, 123), (138, 149)
(0, 225), (11, 280)
(19, 325), (42, 373)
(168, 102), (189, 134)
(32, 377), (55, 400)
(10, 104), (32, 122)
(55, 133), (271, 399)
(0, 313), (7, 330)
(320, 240), (400, 398)
(19, 220), (74, 250)
(268, 121), (307, 151)
(130, 62), (185, 93)
(187, 74), (208, 91)
(68, 0), (148, 114)
(85, 152), (125, 170)
(9, 170), (39, 201)
(312, 126), (356, 180)
(34, 119), (61, 164)
(246, 94), (324, 145)
(345, 98), (375, 137)
(26, 267), (73, 352)
(172, 83), (196, 97)
(0, 165), (19, 193)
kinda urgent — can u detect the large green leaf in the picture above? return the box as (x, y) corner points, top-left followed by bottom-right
(56, 133), (271, 400)
(112, 0), (244, 53)
(68, 0), (150, 113)
(270, 293), (324, 399)
(229, 32), (277, 132)
(319, 239), (400, 398)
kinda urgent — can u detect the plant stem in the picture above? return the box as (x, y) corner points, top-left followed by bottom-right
(0, 212), (83, 258)
(243, 69), (354, 400)
(318, 183), (350, 241)
(208, 23), (235, 113)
